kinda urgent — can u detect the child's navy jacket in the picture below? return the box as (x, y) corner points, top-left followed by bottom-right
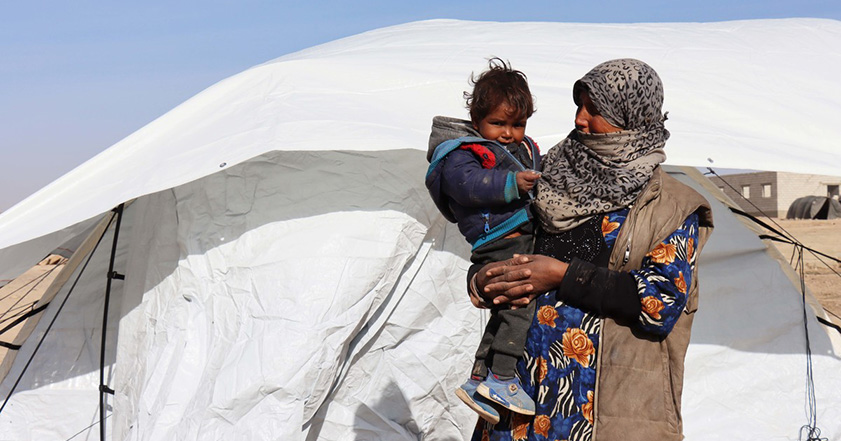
(425, 116), (541, 250)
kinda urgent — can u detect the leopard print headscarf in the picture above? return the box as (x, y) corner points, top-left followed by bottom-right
(534, 59), (669, 233)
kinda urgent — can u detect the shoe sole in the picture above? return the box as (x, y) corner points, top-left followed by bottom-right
(455, 387), (500, 424)
(476, 383), (535, 416)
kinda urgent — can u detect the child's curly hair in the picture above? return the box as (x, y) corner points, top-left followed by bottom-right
(464, 57), (535, 125)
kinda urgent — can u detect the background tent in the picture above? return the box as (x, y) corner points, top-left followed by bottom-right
(786, 196), (841, 220)
(1, 19), (841, 440)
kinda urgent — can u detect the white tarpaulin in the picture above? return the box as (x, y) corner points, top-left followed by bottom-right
(1, 19), (841, 441)
(2, 18), (841, 259)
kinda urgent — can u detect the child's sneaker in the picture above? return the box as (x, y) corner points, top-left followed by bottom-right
(455, 378), (500, 424)
(476, 370), (535, 415)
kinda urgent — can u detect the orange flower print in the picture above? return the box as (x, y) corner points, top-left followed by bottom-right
(601, 215), (620, 237)
(641, 296), (665, 320)
(534, 414), (552, 437)
(647, 243), (677, 264)
(687, 237), (695, 261)
(537, 305), (559, 327)
(581, 390), (595, 425)
(537, 357), (548, 383)
(512, 412), (531, 440)
(674, 271), (687, 294)
(562, 328), (595, 368)
(481, 429), (490, 441)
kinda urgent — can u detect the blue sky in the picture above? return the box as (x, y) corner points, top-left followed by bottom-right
(2, 1), (840, 212)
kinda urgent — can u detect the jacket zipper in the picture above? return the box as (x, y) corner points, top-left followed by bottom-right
(621, 204), (635, 267)
(494, 139), (539, 200)
(480, 139), (537, 238)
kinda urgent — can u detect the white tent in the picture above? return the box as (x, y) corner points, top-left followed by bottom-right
(1, 19), (840, 441)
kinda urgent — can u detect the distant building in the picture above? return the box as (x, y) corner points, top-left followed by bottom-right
(708, 171), (841, 218)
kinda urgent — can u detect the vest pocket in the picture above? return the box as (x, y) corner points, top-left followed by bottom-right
(597, 345), (680, 437)
(599, 364), (670, 422)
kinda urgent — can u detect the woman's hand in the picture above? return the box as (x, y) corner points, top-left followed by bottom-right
(470, 257), (525, 308)
(477, 254), (569, 307)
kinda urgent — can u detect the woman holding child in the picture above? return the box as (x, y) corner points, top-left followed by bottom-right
(469, 59), (714, 441)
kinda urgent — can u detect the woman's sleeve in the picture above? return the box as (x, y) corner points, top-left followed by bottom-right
(557, 260), (640, 325)
(629, 212), (700, 336)
(557, 212), (700, 336)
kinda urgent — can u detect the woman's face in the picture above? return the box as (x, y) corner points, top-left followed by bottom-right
(575, 91), (622, 134)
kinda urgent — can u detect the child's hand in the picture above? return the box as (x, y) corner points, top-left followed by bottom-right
(516, 170), (541, 194)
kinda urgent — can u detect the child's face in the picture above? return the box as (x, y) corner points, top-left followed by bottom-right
(474, 104), (527, 145)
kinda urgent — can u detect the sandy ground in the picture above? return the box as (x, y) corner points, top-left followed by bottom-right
(763, 219), (841, 321)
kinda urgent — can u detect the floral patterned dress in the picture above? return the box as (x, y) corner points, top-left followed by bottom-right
(472, 208), (700, 441)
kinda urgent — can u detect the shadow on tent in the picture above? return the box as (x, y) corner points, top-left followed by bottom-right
(2, 153), (838, 413)
(0, 149), (447, 400)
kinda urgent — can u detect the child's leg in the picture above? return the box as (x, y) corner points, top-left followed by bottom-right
(468, 234), (534, 377)
(457, 310), (504, 424)
(472, 309), (502, 379)
(488, 300), (537, 378)
(474, 301), (537, 415)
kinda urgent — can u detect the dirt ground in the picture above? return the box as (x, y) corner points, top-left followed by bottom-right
(763, 219), (841, 321)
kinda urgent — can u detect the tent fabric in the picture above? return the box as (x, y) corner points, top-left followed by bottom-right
(2, 18), (841, 253)
(1, 19), (841, 441)
(671, 168), (841, 440)
(110, 149), (479, 440)
(3, 157), (841, 440)
(0, 214), (126, 440)
(786, 196), (841, 219)
(0, 255), (67, 382)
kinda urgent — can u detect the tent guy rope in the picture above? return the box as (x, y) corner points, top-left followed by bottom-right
(707, 168), (832, 440)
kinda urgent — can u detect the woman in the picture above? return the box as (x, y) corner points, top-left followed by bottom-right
(469, 59), (714, 441)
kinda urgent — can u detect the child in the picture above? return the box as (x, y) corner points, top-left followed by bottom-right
(425, 58), (541, 424)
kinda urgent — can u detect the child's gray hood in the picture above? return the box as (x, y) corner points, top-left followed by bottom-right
(426, 116), (481, 162)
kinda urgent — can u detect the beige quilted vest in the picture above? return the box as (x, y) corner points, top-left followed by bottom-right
(592, 167), (714, 441)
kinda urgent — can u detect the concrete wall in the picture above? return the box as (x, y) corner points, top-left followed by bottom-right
(776, 172), (841, 215)
(709, 171), (781, 217)
(708, 171), (841, 218)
